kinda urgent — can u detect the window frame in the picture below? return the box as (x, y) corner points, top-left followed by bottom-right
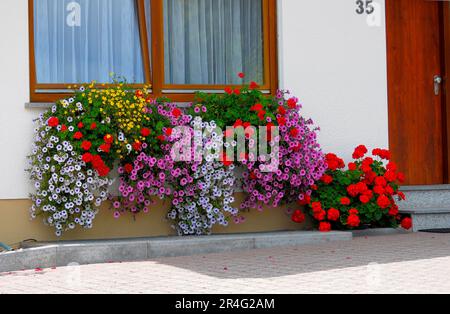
(28, 0), (278, 102)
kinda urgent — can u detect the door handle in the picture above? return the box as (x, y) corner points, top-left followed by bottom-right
(434, 75), (442, 96)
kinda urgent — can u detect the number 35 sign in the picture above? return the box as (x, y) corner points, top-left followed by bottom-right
(356, 0), (381, 27)
(356, 0), (375, 15)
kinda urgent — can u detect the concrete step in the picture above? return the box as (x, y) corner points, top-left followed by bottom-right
(399, 185), (450, 210)
(399, 185), (450, 232)
(0, 231), (352, 273)
(400, 207), (450, 232)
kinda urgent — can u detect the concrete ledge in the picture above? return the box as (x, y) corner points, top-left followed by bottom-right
(352, 228), (409, 237)
(400, 208), (450, 215)
(0, 231), (352, 273)
(400, 185), (450, 192)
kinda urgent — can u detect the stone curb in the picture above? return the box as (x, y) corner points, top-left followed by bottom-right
(352, 228), (410, 237)
(0, 231), (352, 273)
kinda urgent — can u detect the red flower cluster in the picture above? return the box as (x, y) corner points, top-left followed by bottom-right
(373, 148), (391, 160)
(48, 117), (59, 128)
(325, 153), (345, 171)
(141, 128), (151, 137)
(352, 145), (368, 159)
(82, 153), (110, 177)
(291, 210), (305, 224)
(307, 145), (408, 232)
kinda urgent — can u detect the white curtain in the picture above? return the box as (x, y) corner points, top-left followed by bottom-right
(164, 0), (264, 85)
(34, 0), (145, 84)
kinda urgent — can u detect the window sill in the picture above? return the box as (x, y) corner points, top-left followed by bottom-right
(25, 102), (54, 109)
(25, 102), (195, 110)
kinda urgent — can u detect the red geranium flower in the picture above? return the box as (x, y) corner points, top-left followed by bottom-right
(387, 161), (397, 171)
(349, 208), (359, 215)
(61, 124), (68, 132)
(133, 141), (142, 151)
(165, 128), (173, 137)
(373, 185), (385, 195)
(233, 88), (241, 96)
(290, 128), (299, 138)
(325, 153), (345, 171)
(359, 195), (370, 204)
(347, 215), (361, 228)
(321, 174), (333, 185)
(238, 72), (245, 79)
(222, 153), (233, 167)
(327, 208), (340, 221)
(250, 103), (263, 112)
(225, 87), (233, 95)
(375, 176), (387, 187)
(97, 165), (110, 177)
(81, 141), (92, 151)
(384, 170), (397, 182)
(277, 116), (286, 126)
(82, 153), (93, 163)
(99, 143), (111, 153)
(314, 210), (326, 221)
(389, 205), (399, 216)
(48, 117), (59, 128)
(401, 217), (412, 230)
(311, 201), (322, 212)
(172, 108), (182, 119)
(319, 222), (331, 232)
(291, 210), (305, 224)
(373, 148), (391, 160)
(287, 98), (297, 109)
(257, 110), (266, 121)
(141, 128), (151, 137)
(377, 195), (391, 209)
(234, 119), (244, 128)
(278, 106), (286, 115)
(347, 184), (360, 197)
(397, 191), (406, 200)
(157, 135), (166, 141)
(298, 194), (311, 206)
(352, 145), (368, 159)
(104, 134), (114, 144)
(73, 132), (83, 140)
(385, 185), (394, 195)
(348, 162), (357, 171)
(77, 122), (84, 129)
(124, 164), (134, 174)
(249, 81), (259, 90)
(340, 197), (351, 206)
(135, 90), (143, 98)
(292, 143), (302, 152)
(90, 122), (97, 130)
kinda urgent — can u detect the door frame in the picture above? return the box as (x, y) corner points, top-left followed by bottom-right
(441, 1), (450, 184)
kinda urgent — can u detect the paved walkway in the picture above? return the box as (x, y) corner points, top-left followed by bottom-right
(1, 233), (450, 294)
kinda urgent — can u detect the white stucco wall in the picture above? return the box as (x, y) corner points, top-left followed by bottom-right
(0, 0), (389, 199)
(0, 0), (39, 200)
(278, 0), (389, 160)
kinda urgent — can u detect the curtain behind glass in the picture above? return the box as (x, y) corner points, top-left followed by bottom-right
(164, 0), (264, 85)
(34, 0), (145, 84)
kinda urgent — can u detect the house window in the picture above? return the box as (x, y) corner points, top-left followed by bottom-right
(29, 0), (277, 102)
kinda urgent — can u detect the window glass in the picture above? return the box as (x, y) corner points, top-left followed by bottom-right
(163, 0), (264, 85)
(34, 0), (145, 84)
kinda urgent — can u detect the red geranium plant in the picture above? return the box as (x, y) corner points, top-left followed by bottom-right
(300, 145), (411, 231)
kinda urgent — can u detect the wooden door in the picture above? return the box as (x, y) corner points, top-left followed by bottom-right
(386, 0), (446, 185)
